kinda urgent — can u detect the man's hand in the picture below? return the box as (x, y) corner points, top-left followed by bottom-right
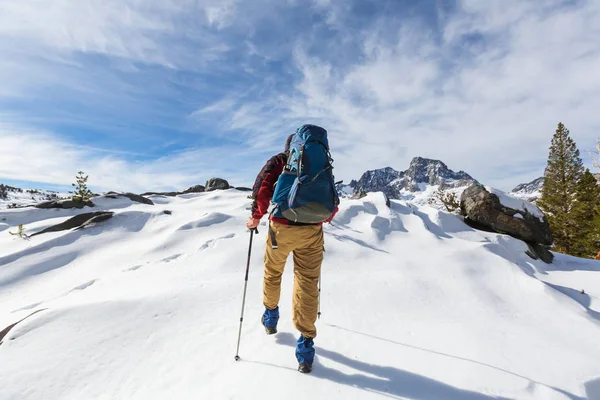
(246, 217), (260, 230)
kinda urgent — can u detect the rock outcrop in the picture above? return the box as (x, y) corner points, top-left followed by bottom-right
(205, 178), (230, 192)
(35, 199), (94, 209)
(30, 212), (114, 237)
(460, 184), (553, 263)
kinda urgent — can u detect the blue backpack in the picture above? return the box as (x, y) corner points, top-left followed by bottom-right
(272, 124), (339, 223)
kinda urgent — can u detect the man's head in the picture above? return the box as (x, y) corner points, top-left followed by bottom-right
(284, 134), (294, 152)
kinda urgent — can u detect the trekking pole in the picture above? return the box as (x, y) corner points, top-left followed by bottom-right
(235, 227), (258, 361)
(317, 272), (322, 319)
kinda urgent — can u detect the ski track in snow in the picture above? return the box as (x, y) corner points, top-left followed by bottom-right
(0, 191), (599, 400)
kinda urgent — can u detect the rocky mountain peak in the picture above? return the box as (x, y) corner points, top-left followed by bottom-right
(351, 157), (477, 200)
(511, 177), (545, 195)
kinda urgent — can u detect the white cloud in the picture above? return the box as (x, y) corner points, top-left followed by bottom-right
(204, 0), (600, 189)
(0, 122), (255, 192)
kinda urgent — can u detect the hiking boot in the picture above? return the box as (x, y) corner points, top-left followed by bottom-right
(298, 363), (312, 374)
(261, 307), (279, 335)
(296, 335), (315, 368)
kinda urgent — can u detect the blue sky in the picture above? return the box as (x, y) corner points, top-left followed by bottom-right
(1, 0), (599, 193)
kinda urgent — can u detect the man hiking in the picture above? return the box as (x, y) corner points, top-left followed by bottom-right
(246, 124), (339, 374)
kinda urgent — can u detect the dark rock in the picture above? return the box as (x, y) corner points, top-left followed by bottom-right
(35, 199), (94, 209)
(382, 192), (391, 208)
(235, 187), (253, 192)
(182, 185), (205, 194)
(525, 242), (554, 264)
(30, 211), (114, 237)
(163, 210), (172, 215)
(142, 185), (205, 197)
(142, 191), (179, 197)
(105, 192), (154, 205)
(460, 184), (553, 246)
(205, 178), (230, 192)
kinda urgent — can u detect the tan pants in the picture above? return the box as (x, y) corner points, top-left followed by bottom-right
(263, 221), (324, 338)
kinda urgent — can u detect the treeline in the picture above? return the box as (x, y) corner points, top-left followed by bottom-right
(538, 122), (600, 259)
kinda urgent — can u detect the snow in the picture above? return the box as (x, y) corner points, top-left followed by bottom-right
(1, 190), (600, 399)
(0, 188), (67, 210)
(485, 186), (545, 221)
(514, 213), (524, 220)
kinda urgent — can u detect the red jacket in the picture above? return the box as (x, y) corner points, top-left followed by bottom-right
(251, 153), (337, 225)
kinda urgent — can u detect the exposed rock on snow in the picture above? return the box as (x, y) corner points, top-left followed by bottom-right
(142, 184), (205, 198)
(29, 212), (114, 237)
(35, 199), (94, 209)
(526, 242), (554, 264)
(460, 184), (553, 261)
(205, 178), (230, 192)
(105, 192), (154, 206)
(141, 191), (180, 197)
(182, 185), (206, 194)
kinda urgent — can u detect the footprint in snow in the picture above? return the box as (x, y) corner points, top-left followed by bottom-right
(199, 233), (236, 251)
(11, 302), (43, 313)
(69, 279), (96, 292)
(178, 212), (232, 231)
(161, 253), (183, 263)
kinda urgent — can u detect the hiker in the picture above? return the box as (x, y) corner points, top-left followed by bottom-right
(246, 124), (339, 374)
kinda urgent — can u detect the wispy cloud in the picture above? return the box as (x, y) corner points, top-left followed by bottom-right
(1, 0), (599, 192)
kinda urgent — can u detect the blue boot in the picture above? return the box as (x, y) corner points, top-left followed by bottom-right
(261, 306), (279, 335)
(296, 335), (315, 373)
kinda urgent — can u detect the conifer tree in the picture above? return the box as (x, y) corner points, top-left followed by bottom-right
(71, 171), (94, 202)
(571, 170), (600, 258)
(538, 122), (584, 254)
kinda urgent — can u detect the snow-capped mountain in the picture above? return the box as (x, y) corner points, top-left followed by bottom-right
(350, 157), (477, 205)
(511, 177), (544, 203)
(0, 184), (63, 210)
(512, 174), (600, 203)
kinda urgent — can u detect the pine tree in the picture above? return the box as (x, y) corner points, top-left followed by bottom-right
(0, 184), (7, 200)
(571, 170), (600, 258)
(71, 171), (94, 202)
(538, 122), (584, 255)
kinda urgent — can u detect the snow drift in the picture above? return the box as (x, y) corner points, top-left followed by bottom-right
(1, 190), (599, 399)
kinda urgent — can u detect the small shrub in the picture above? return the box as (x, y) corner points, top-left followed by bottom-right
(429, 188), (461, 213)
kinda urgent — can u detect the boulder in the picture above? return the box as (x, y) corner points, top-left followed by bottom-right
(525, 242), (554, 264)
(105, 192), (154, 205)
(205, 178), (230, 192)
(458, 184), (555, 264)
(35, 199), (94, 209)
(182, 185), (205, 194)
(460, 184), (553, 250)
(30, 211), (114, 237)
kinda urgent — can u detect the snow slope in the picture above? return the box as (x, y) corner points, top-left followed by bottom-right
(1, 190), (600, 400)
